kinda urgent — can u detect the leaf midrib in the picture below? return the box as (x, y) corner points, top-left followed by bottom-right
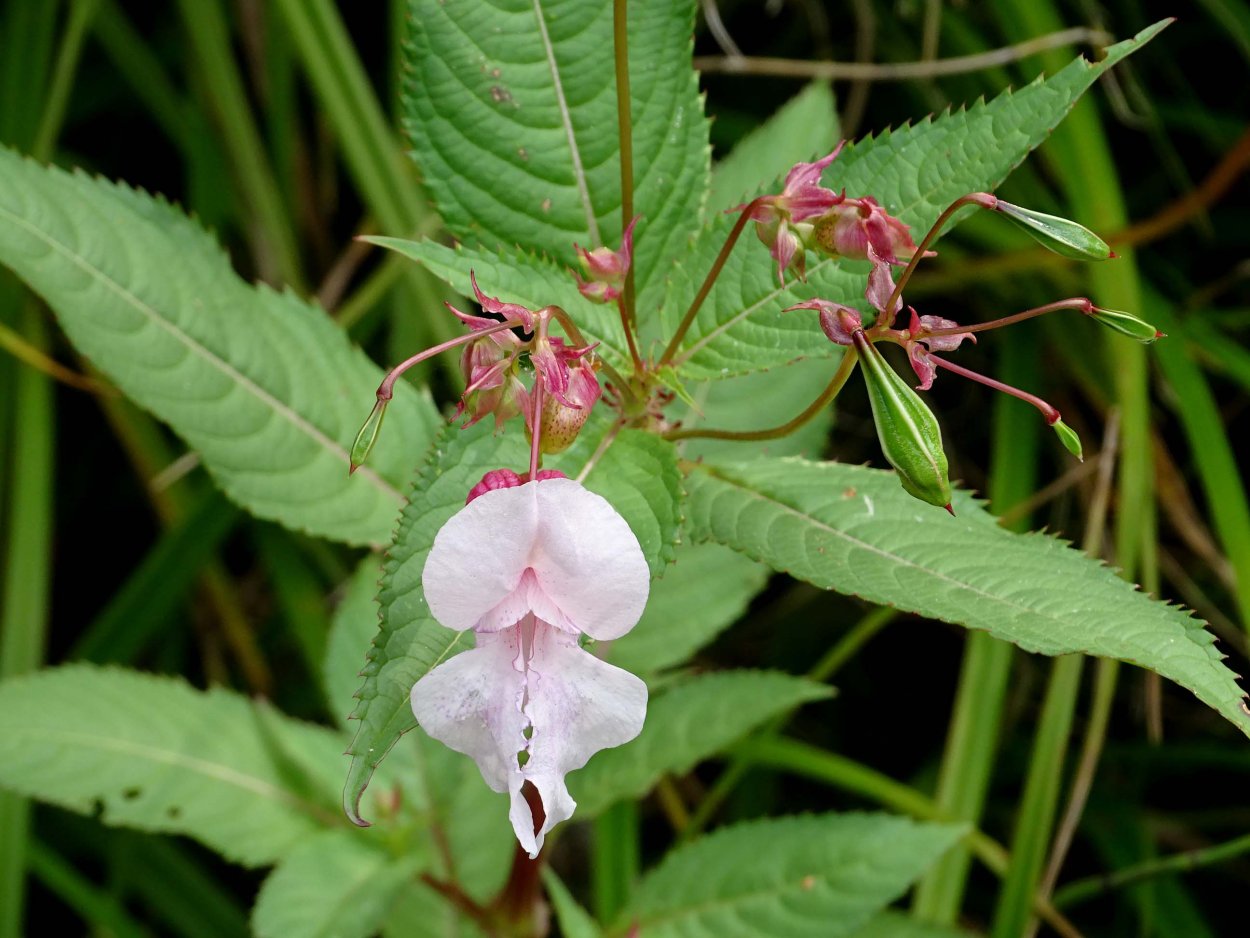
(0, 202), (403, 506)
(531, 0), (600, 245)
(696, 464), (1112, 632)
(7, 726), (329, 819)
(622, 868), (873, 934)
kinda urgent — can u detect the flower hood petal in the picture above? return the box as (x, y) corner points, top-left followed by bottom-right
(528, 479), (649, 641)
(424, 478), (648, 640)
(422, 483), (541, 632)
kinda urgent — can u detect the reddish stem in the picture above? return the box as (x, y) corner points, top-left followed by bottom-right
(376, 319), (522, 401)
(928, 353), (1060, 423)
(660, 196), (767, 366)
(921, 298), (1093, 339)
(879, 192), (997, 323)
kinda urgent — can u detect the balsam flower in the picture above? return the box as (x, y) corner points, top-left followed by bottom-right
(412, 475), (649, 858)
(734, 145), (844, 284)
(573, 216), (639, 303)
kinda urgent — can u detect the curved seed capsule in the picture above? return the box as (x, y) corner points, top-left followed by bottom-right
(1051, 418), (1084, 462)
(854, 334), (953, 510)
(993, 200), (1112, 262)
(349, 399), (388, 474)
(1089, 306), (1163, 344)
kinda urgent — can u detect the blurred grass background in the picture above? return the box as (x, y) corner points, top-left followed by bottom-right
(1, 0), (1247, 935)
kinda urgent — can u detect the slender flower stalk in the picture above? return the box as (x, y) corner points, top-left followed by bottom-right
(876, 192), (997, 326)
(660, 197), (765, 366)
(920, 298), (1097, 340)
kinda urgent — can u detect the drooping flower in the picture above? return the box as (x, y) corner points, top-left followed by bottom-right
(573, 216), (639, 303)
(733, 145), (844, 284)
(811, 194), (925, 266)
(413, 475), (650, 857)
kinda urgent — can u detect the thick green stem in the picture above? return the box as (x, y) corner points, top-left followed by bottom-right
(175, 0), (303, 287)
(592, 801), (639, 924)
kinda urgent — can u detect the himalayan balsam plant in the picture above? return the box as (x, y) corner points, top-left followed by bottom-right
(0, 3), (1242, 937)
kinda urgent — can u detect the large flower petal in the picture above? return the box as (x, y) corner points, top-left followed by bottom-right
(423, 484), (540, 631)
(512, 623), (648, 856)
(410, 630), (527, 795)
(528, 479), (650, 640)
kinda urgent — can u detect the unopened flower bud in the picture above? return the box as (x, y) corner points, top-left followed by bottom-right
(349, 399), (388, 474)
(534, 361), (601, 454)
(1050, 419), (1084, 462)
(1088, 306), (1163, 344)
(992, 200), (1112, 262)
(853, 334), (952, 510)
(466, 468), (523, 503)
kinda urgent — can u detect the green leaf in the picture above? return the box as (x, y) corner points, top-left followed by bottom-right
(402, 0), (709, 310)
(610, 542), (769, 674)
(543, 868), (604, 938)
(666, 22), (1169, 378)
(0, 148), (439, 546)
(571, 671), (832, 817)
(614, 813), (964, 938)
(343, 417), (682, 823)
(251, 830), (425, 938)
(0, 665), (343, 867)
(685, 458), (1250, 739)
(708, 82), (838, 212)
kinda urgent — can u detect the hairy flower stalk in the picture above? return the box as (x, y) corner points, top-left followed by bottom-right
(413, 473), (650, 857)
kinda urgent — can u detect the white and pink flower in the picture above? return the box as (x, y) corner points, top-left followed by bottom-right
(412, 475), (649, 857)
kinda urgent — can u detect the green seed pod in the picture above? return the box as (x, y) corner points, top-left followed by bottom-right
(993, 200), (1112, 262)
(854, 334), (953, 510)
(1051, 418), (1084, 462)
(1089, 306), (1163, 344)
(349, 399), (388, 474)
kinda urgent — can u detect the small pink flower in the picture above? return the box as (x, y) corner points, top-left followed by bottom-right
(783, 298), (863, 346)
(449, 271), (535, 332)
(573, 216), (639, 304)
(455, 334), (526, 429)
(733, 144), (845, 284)
(812, 195), (924, 265)
(905, 309), (975, 391)
(413, 476), (650, 857)
(530, 337), (601, 411)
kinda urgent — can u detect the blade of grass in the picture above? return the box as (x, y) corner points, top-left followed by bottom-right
(174, 0), (303, 287)
(913, 324), (1041, 923)
(1149, 298), (1250, 630)
(272, 0), (457, 371)
(91, 0), (192, 151)
(254, 524), (333, 685)
(986, 8), (1156, 935)
(0, 7), (71, 930)
(26, 839), (153, 938)
(0, 306), (55, 938)
(592, 800), (640, 924)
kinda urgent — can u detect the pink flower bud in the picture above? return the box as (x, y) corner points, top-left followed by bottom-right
(573, 216), (638, 303)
